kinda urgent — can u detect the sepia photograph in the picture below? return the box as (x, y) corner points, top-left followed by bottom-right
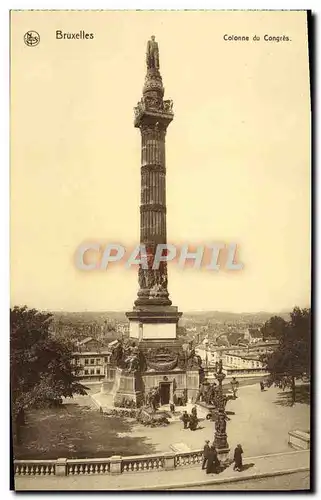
(10, 9), (311, 491)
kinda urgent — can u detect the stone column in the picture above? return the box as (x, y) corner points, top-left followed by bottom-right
(137, 123), (170, 306)
(131, 46), (174, 308)
(126, 38), (182, 341)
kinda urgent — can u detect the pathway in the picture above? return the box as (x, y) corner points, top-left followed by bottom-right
(14, 449), (310, 491)
(92, 384), (309, 457)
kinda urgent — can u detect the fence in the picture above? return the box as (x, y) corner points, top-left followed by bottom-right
(14, 449), (204, 476)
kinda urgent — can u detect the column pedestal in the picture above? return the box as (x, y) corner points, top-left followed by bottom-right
(112, 367), (144, 408)
(216, 448), (230, 463)
(126, 305), (181, 341)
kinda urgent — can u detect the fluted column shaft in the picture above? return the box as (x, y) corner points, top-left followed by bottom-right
(133, 62), (173, 307)
(140, 126), (167, 244)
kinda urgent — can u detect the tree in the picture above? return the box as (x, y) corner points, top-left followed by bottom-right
(10, 306), (88, 443)
(260, 315), (287, 341)
(262, 307), (311, 405)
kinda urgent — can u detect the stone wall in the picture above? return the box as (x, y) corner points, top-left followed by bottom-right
(101, 365), (200, 404)
(143, 369), (199, 403)
(112, 368), (144, 407)
(288, 430), (310, 450)
(14, 449), (204, 477)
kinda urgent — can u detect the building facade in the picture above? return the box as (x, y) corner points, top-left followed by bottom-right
(72, 337), (112, 381)
(196, 339), (279, 378)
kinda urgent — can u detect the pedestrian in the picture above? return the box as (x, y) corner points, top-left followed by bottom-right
(181, 410), (189, 429)
(191, 405), (198, 419)
(202, 440), (210, 469)
(189, 414), (198, 431)
(233, 444), (244, 471)
(260, 381), (264, 392)
(231, 377), (239, 398)
(170, 401), (175, 413)
(206, 444), (220, 474)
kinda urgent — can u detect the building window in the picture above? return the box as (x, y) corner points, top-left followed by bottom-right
(90, 359), (95, 365)
(84, 369), (89, 375)
(90, 369), (95, 374)
(104, 357), (107, 363)
(96, 369), (101, 375)
(85, 359), (89, 365)
(96, 359), (101, 365)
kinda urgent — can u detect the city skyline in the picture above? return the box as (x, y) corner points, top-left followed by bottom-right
(12, 304), (308, 316)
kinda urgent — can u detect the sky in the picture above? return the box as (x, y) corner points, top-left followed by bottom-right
(10, 10), (311, 312)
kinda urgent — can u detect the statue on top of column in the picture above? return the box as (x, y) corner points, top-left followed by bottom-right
(146, 36), (160, 70)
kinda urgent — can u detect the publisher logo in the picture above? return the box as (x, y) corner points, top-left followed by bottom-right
(24, 31), (40, 47)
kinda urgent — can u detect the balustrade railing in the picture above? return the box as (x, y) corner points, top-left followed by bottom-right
(175, 450), (203, 468)
(15, 460), (56, 476)
(67, 458), (111, 475)
(14, 449), (203, 477)
(122, 454), (164, 473)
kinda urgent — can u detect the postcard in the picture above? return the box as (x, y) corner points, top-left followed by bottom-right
(10, 9), (311, 491)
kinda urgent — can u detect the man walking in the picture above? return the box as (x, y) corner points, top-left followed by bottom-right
(231, 377), (239, 398)
(181, 410), (189, 429)
(206, 444), (220, 474)
(233, 443), (244, 471)
(202, 440), (210, 470)
(189, 413), (198, 431)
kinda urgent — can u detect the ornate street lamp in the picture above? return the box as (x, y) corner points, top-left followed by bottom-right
(213, 360), (230, 463)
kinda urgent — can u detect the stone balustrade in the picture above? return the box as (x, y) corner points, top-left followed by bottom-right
(67, 458), (111, 475)
(14, 449), (204, 476)
(175, 450), (203, 468)
(14, 460), (56, 476)
(122, 453), (165, 473)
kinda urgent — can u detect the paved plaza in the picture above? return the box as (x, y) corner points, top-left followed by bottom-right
(93, 383), (310, 458)
(175, 470), (310, 491)
(14, 380), (310, 491)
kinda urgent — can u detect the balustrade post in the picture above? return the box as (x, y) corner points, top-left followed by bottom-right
(110, 455), (122, 474)
(55, 458), (67, 476)
(163, 452), (175, 470)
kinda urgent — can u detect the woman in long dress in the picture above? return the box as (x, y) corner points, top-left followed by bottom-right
(206, 445), (220, 474)
(189, 414), (198, 431)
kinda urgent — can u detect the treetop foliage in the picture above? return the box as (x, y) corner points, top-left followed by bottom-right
(11, 306), (87, 419)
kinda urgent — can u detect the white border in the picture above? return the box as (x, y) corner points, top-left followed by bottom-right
(2, 2), (319, 499)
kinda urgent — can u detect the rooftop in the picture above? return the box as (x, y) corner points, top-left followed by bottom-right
(73, 350), (111, 356)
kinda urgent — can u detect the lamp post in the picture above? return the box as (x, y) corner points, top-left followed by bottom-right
(214, 361), (230, 463)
